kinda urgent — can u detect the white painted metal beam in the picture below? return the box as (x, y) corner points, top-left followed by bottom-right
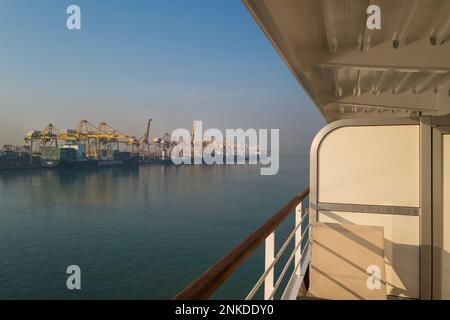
(320, 0), (338, 53)
(297, 40), (450, 74)
(391, 0), (421, 48)
(393, 73), (413, 95)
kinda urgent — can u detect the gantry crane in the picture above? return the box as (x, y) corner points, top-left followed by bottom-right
(22, 118), (180, 162)
(25, 123), (59, 155)
(137, 119), (152, 157)
(25, 120), (140, 160)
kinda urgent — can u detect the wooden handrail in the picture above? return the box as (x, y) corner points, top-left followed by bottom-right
(174, 187), (310, 300)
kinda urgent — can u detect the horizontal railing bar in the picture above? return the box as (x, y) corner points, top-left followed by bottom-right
(291, 242), (310, 282)
(268, 237), (311, 300)
(174, 187), (310, 300)
(252, 212), (310, 292)
(245, 220), (310, 300)
(281, 243), (311, 300)
(246, 224), (310, 300)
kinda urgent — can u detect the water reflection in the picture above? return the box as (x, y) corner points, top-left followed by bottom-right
(0, 157), (309, 299)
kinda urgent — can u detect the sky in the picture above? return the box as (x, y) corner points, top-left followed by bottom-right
(0, 0), (324, 155)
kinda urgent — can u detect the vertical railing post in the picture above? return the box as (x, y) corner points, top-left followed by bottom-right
(295, 201), (302, 276)
(264, 232), (275, 299)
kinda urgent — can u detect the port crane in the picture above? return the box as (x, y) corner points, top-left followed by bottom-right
(138, 119), (152, 157)
(24, 118), (176, 160)
(137, 119), (178, 160)
(25, 120), (140, 159)
(25, 124), (59, 155)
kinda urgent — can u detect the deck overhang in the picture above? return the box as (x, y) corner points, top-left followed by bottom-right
(244, 0), (450, 122)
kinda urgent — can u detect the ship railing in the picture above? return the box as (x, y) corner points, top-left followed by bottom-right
(174, 187), (310, 300)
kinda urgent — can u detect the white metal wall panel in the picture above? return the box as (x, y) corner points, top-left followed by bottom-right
(318, 125), (420, 207)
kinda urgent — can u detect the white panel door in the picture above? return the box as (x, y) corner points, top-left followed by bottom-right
(440, 132), (450, 299)
(432, 127), (450, 300)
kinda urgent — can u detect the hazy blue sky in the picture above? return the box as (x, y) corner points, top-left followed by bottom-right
(0, 0), (324, 155)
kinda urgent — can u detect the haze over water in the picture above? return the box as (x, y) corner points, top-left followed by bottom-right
(0, 156), (308, 299)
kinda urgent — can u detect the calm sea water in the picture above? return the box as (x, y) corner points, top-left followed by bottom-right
(0, 156), (309, 299)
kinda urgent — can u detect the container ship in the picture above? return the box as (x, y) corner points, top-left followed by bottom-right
(40, 144), (139, 169)
(18, 119), (172, 170)
(0, 145), (40, 170)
